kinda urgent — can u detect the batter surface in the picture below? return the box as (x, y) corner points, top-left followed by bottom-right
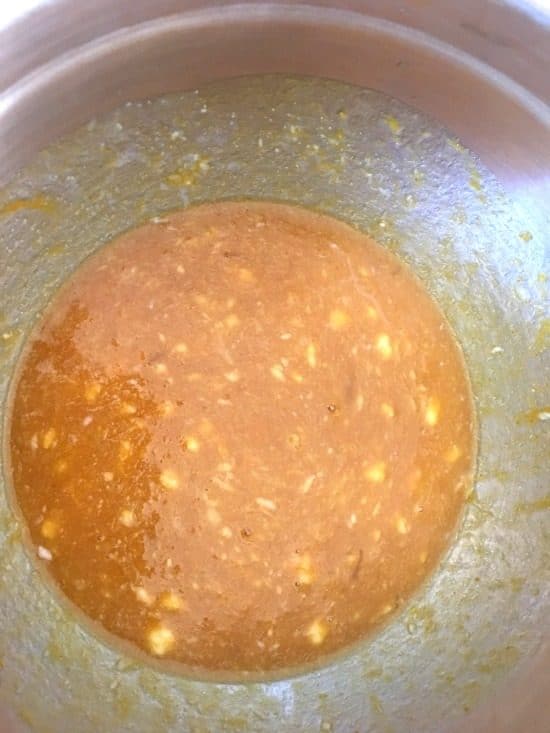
(8, 201), (475, 673)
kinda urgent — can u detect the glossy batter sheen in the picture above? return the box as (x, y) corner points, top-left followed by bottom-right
(8, 202), (475, 673)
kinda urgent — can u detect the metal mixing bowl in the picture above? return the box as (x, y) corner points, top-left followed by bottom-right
(0, 2), (548, 732)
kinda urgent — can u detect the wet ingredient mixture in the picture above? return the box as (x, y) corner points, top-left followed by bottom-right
(8, 201), (476, 673)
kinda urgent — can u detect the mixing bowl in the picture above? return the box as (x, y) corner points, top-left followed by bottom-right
(0, 2), (548, 731)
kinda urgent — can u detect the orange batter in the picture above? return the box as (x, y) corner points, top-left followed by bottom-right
(8, 202), (475, 673)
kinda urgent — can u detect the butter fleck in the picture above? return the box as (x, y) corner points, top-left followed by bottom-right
(224, 369), (240, 383)
(160, 469), (180, 490)
(42, 427), (57, 449)
(396, 516), (410, 534)
(306, 342), (317, 368)
(119, 509), (136, 527)
(148, 625), (175, 656)
(207, 507), (221, 525)
(381, 402), (395, 418)
(306, 618), (328, 645)
(159, 592), (185, 611)
(425, 397), (440, 426)
(375, 333), (393, 360)
(329, 308), (350, 330)
(182, 436), (200, 453)
(84, 382), (102, 403)
(444, 444), (462, 463)
(41, 520), (58, 540)
(270, 363), (286, 382)
(300, 474), (316, 494)
(225, 313), (240, 329)
(365, 462), (386, 483)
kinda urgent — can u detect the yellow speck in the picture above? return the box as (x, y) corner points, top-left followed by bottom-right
(85, 382), (102, 403)
(329, 308), (350, 330)
(396, 516), (410, 534)
(306, 342), (317, 367)
(419, 551), (428, 564)
(381, 403), (395, 418)
(294, 553), (315, 585)
(42, 427), (57, 449)
(375, 333), (393, 359)
(287, 433), (301, 449)
(447, 138), (465, 153)
(165, 157), (209, 187)
(221, 526), (233, 539)
(118, 440), (133, 461)
(160, 469), (180, 490)
(225, 313), (240, 329)
(372, 501), (381, 517)
(182, 436), (200, 453)
(425, 396), (440, 426)
(103, 471), (114, 482)
(533, 319), (550, 354)
(120, 402), (137, 415)
(384, 115), (402, 135)
(135, 587), (155, 606)
(159, 592), (185, 611)
(224, 369), (240, 383)
(238, 267), (256, 283)
(372, 529), (381, 542)
(41, 519), (58, 539)
(366, 306), (378, 320)
(153, 362), (168, 375)
(306, 619), (328, 645)
(519, 230), (533, 243)
(365, 462), (386, 483)
(207, 507), (221, 525)
(290, 371), (304, 383)
(119, 509), (136, 527)
(54, 459), (68, 474)
(469, 173), (482, 192)
(173, 342), (188, 354)
(148, 625), (175, 656)
(270, 363), (286, 381)
(159, 400), (175, 417)
(0, 194), (56, 217)
(445, 444), (462, 463)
